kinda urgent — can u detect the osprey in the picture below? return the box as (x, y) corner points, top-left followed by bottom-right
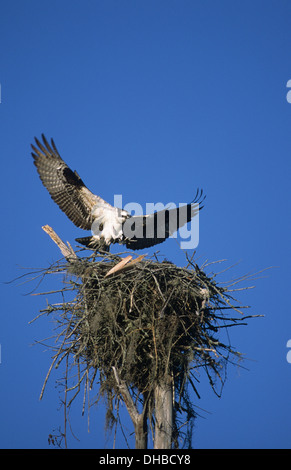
(31, 134), (205, 252)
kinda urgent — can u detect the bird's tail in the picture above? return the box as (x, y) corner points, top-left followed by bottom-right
(75, 236), (110, 252)
(75, 236), (92, 247)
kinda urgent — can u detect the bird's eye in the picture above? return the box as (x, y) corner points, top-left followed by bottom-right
(99, 223), (104, 231)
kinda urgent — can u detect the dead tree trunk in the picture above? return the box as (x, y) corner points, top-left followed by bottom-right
(112, 367), (148, 449)
(154, 374), (173, 449)
(134, 411), (148, 449)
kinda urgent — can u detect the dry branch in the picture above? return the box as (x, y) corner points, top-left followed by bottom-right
(42, 225), (77, 259)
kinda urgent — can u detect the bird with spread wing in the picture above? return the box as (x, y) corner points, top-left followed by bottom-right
(31, 134), (205, 252)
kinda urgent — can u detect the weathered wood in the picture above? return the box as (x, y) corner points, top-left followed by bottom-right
(42, 225), (77, 259)
(112, 367), (148, 449)
(134, 411), (148, 449)
(154, 375), (173, 449)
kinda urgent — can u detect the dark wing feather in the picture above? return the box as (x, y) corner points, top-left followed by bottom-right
(31, 134), (101, 230)
(124, 189), (205, 250)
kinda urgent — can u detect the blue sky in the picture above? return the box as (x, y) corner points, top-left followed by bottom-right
(1, 0), (291, 449)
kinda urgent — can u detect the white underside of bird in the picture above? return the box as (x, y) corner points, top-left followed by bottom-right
(91, 203), (129, 245)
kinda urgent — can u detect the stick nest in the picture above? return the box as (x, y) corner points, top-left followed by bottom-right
(32, 250), (259, 448)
